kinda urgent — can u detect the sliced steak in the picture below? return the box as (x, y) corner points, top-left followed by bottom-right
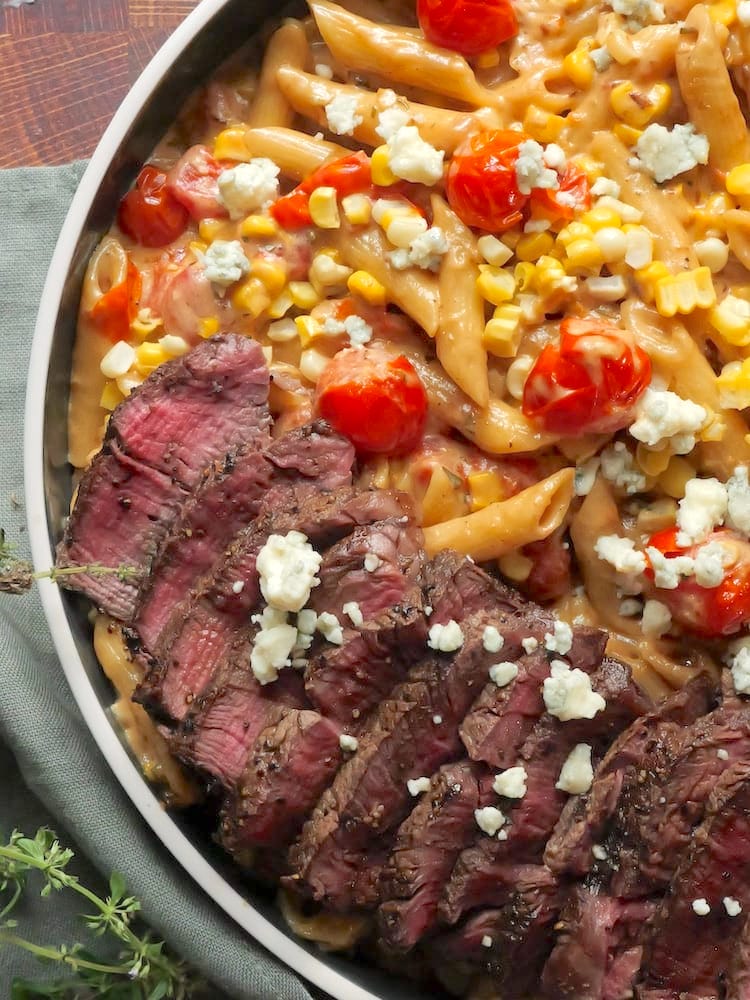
(544, 674), (716, 879)
(219, 708), (342, 852)
(420, 550), (524, 622)
(136, 421), (355, 648)
(377, 761), (489, 952)
(636, 761), (750, 1000)
(541, 887), (656, 1000)
(57, 335), (269, 619)
(441, 660), (647, 924)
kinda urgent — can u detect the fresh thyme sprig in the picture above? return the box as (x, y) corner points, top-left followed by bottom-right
(0, 828), (204, 998)
(0, 530), (137, 596)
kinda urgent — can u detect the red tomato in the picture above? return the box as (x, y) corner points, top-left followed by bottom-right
(531, 162), (591, 221)
(522, 317), (651, 435)
(89, 260), (142, 342)
(315, 347), (428, 454)
(417, 0), (518, 55)
(645, 529), (750, 638)
(117, 166), (190, 248)
(446, 130), (530, 232)
(271, 152), (373, 230)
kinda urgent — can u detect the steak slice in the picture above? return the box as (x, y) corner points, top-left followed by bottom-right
(377, 761), (489, 952)
(136, 421), (355, 648)
(420, 550), (524, 622)
(219, 707), (342, 852)
(57, 335), (269, 620)
(544, 674), (716, 879)
(636, 761), (750, 999)
(541, 887), (656, 1000)
(440, 660), (647, 924)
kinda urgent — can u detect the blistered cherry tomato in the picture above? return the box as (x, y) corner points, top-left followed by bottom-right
(271, 152), (372, 229)
(446, 130), (530, 232)
(89, 259), (142, 342)
(531, 162), (591, 221)
(117, 166), (190, 247)
(645, 529), (750, 638)
(417, 0), (518, 55)
(315, 347), (428, 455)
(522, 317), (651, 435)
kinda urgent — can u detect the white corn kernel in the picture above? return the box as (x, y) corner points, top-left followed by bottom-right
(300, 348), (330, 382)
(341, 193), (372, 225)
(625, 228), (653, 269)
(158, 334), (190, 357)
(100, 341), (136, 379)
(267, 318), (298, 342)
(694, 237), (729, 274)
(478, 234), (513, 267)
(593, 227), (628, 263)
(309, 253), (352, 288)
(506, 355), (535, 401)
(386, 214), (428, 249)
(585, 275), (628, 301)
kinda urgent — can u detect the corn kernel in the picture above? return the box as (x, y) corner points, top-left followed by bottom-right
(709, 0), (737, 27)
(636, 443), (671, 477)
(535, 255), (578, 299)
(267, 289), (294, 319)
(309, 252), (352, 290)
(635, 260), (671, 303)
(692, 191), (733, 230)
(300, 347), (330, 383)
(267, 318), (298, 342)
(213, 126), (250, 162)
(717, 358), (750, 409)
(497, 552), (533, 582)
(483, 304), (523, 358)
(581, 206), (622, 231)
(700, 409), (726, 442)
(727, 163), (750, 196)
(158, 334), (190, 357)
(709, 294), (750, 345)
(232, 277), (271, 317)
(135, 342), (169, 374)
(100, 340), (136, 379)
(130, 308), (163, 341)
(468, 470), (506, 511)
(584, 274), (628, 301)
(371, 145), (398, 187)
(341, 193), (372, 225)
(250, 255), (287, 296)
(294, 315), (323, 347)
(288, 281), (320, 310)
(505, 354), (534, 400)
(189, 240), (208, 258)
(654, 267), (717, 318)
(658, 457), (695, 499)
(694, 237), (729, 274)
(572, 154), (603, 182)
(564, 238), (604, 275)
(563, 43), (595, 89)
(516, 231), (556, 262)
(239, 214), (278, 238)
(199, 218), (233, 242)
(386, 213), (428, 249)
(198, 317), (220, 339)
(477, 235), (513, 267)
(523, 105), (566, 144)
(475, 48), (500, 68)
(348, 270), (387, 306)
(477, 266), (516, 305)
(593, 226), (628, 263)
(100, 381), (124, 412)
(624, 227), (653, 269)
(556, 221), (594, 249)
(514, 261), (536, 291)
(610, 81), (671, 129)
(308, 186), (341, 229)
(612, 123), (643, 147)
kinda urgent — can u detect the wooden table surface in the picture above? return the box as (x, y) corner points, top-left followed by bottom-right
(0, 0), (202, 167)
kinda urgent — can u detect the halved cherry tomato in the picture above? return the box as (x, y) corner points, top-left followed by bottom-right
(315, 346), (428, 455)
(271, 152), (373, 229)
(522, 317), (651, 435)
(645, 528), (750, 638)
(118, 165), (190, 247)
(531, 162), (591, 221)
(446, 130), (530, 232)
(417, 0), (518, 55)
(89, 260), (142, 342)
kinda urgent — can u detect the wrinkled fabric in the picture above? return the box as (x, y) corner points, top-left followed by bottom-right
(0, 164), (317, 1000)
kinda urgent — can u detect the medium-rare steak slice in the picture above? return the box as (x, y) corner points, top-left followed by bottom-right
(136, 421), (355, 648)
(378, 761), (490, 952)
(636, 761), (750, 1000)
(440, 660), (648, 924)
(544, 674), (716, 878)
(219, 708), (342, 852)
(420, 550), (524, 622)
(57, 335), (270, 620)
(541, 887), (656, 1000)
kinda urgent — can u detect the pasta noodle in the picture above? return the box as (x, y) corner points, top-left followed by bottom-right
(245, 19), (310, 130)
(242, 126), (347, 178)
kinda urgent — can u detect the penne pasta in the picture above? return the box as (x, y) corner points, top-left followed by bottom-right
(245, 19), (310, 130)
(242, 126), (348, 178)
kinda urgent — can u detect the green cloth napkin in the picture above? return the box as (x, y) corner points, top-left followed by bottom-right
(0, 164), (317, 1000)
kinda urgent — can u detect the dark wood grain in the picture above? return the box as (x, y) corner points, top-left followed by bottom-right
(0, 0), (202, 166)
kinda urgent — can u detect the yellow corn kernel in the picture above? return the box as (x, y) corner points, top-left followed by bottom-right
(635, 260), (671, 303)
(717, 358), (750, 410)
(294, 315), (324, 348)
(100, 381), (124, 412)
(189, 240), (208, 258)
(250, 255), (287, 296)
(563, 42), (595, 89)
(535, 255), (577, 296)
(497, 552), (533, 583)
(308, 186), (341, 229)
(658, 457), (695, 499)
(348, 270), (387, 306)
(477, 266), (516, 306)
(341, 193), (372, 225)
(198, 317), (220, 339)
(515, 231), (555, 263)
(522, 105), (566, 144)
(572, 154), (603, 182)
(231, 277), (271, 317)
(564, 238), (604, 275)
(514, 261), (536, 291)
(700, 408), (726, 442)
(199, 218), (233, 243)
(475, 48), (500, 68)
(213, 126), (250, 162)
(483, 304), (523, 358)
(468, 470), (506, 511)
(135, 342), (169, 374)
(709, 294), (750, 345)
(580, 205), (622, 231)
(130, 308), (163, 341)
(239, 214), (278, 238)
(288, 281), (320, 310)
(371, 145), (398, 187)
(636, 443), (671, 477)
(727, 163), (750, 196)
(654, 267), (717, 318)
(267, 289), (294, 320)
(612, 122), (643, 147)
(709, 0), (737, 27)
(556, 221), (594, 249)
(610, 81), (671, 129)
